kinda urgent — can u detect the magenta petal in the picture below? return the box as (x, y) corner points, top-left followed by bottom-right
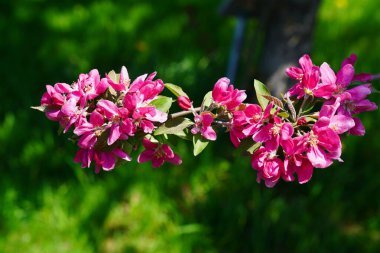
(307, 145), (332, 169)
(286, 67), (303, 79)
(137, 150), (155, 163)
(320, 62), (336, 85)
(78, 133), (97, 149)
(330, 115), (355, 134)
(336, 64), (355, 87)
(101, 152), (116, 171)
(299, 54), (313, 72)
(349, 118), (365, 136)
(108, 124), (121, 145)
(113, 148), (132, 161)
(97, 100), (119, 119)
(142, 138), (158, 149)
(161, 144), (174, 158)
(252, 124), (272, 143)
(90, 110), (104, 126)
(296, 160), (314, 184)
(152, 157), (165, 168)
(202, 126), (217, 141)
(168, 154), (182, 165)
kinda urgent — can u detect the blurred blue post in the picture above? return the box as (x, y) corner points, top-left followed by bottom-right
(227, 16), (246, 83)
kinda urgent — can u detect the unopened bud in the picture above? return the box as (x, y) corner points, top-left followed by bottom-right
(178, 96), (192, 110)
(297, 117), (307, 126)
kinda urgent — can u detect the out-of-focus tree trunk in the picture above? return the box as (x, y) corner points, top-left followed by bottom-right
(221, 0), (321, 97)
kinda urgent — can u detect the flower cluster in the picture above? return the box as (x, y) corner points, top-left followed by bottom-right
(38, 67), (180, 172)
(34, 53), (378, 187)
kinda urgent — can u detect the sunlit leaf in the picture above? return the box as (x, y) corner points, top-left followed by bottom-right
(164, 83), (188, 97)
(149, 95), (173, 113)
(254, 79), (271, 109)
(154, 117), (193, 135)
(193, 135), (209, 156)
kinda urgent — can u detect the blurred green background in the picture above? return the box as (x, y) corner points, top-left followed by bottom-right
(1, 0), (380, 252)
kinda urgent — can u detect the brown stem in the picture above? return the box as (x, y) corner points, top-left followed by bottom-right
(169, 107), (201, 119)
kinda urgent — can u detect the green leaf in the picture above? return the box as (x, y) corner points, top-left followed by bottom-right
(154, 117), (193, 135)
(31, 105), (46, 112)
(164, 83), (188, 97)
(254, 79), (271, 109)
(201, 91), (213, 110)
(247, 142), (262, 155)
(149, 96), (173, 113)
(173, 128), (193, 141)
(193, 135), (209, 156)
(107, 70), (119, 83)
(277, 111), (290, 118)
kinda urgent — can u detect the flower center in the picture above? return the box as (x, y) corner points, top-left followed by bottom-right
(308, 131), (319, 147)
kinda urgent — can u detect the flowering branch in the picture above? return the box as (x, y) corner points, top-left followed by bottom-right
(33, 53), (379, 187)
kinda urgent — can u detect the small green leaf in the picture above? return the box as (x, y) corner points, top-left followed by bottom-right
(154, 117), (193, 135)
(31, 105), (46, 112)
(149, 96), (173, 113)
(173, 128), (193, 141)
(247, 142), (262, 155)
(201, 91), (213, 110)
(193, 135), (209, 156)
(254, 79), (271, 109)
(277, 111), (290, 118)
(107, 70), (119, 83)
(165, 83), (188, 97)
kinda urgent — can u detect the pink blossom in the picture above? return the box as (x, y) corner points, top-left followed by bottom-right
(74, 148), (131, 173)
(74, 110), (107, 149)
(128, 72), (164, 102)
(137, 139), (182, 168)
(40, 83), (72, 121)
(319, 98), (355, 134)
(71, 69), (108, 108)
(251, 147), (294, 188)
(284, 154), (313, 184)
(191, 112), (216, 141)
(337, 84), (377, 116)
(229, 110), (248, 147)
(59, 98), (86, 133)
(296, 125), (342, 169)
(93, 148), (131, 172)
(97, 99), (134, 145)
(242, 102), (273, 137)
(105, 66), (130, 91)
(286, 54), (337, 99)
(212, 77), (247, 111)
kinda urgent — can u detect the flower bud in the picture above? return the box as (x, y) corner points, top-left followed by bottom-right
(178, 96), (192, 110)
(297, 117), (307, 126)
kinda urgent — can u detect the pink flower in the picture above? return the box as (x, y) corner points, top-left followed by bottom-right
(123, 93), (168, 134)
(40, 83), (72, 121)
(74, 147), (131, 173)
(59, 98), (86, 133)
(284, 154), (313, 184)
(191, 112), (216, 141)
(128, 72), (164, 102)
(286, 54), (336, 99)
(93, 148), (131, 173)
(105, 66), (130, 91)
(337, 84), (377, 116)
(74, 110), (108, 149)
(320, 62), (353, 97)
(97, 99), (133, 145)
(137, 139), (182, 168)
(252, 147), (294, 188)
(229, 110), (248, 148)
(71, 69), (108, 108)
(319, 98), (355, 134)
(296, 124), (342, 169)
(242, 102), (273, 137)
(212, 77), (247, 111)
